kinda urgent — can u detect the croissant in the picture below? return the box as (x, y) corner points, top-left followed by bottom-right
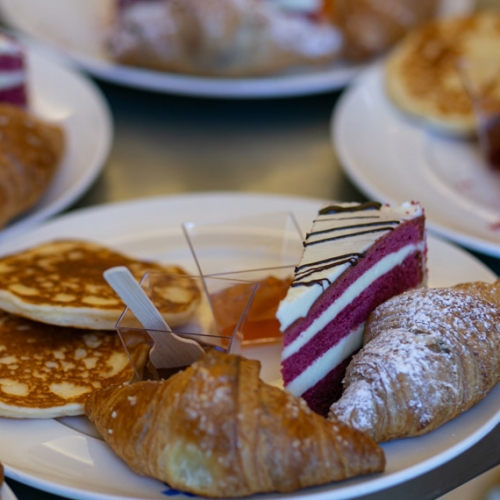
(106, 0), (341, 77)
(85, 349), (385, 497)
(0, 104), (64, 229)
(329, 283), (500, 442)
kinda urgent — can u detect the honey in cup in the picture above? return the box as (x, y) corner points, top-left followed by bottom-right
(211, 275), (293, 345)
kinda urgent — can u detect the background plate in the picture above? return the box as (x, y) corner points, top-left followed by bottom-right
(0, 192), (496, 500)
(0, 0), (474, 98)
(0, 46), (113, 243)
(333, 62), (500, 258)
(3, 482), (17, 500)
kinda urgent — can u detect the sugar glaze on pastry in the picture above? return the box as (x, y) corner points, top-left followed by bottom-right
(106, 0), (341, 76)
(85, 350), (385, 497)
(329, 283), (500, 442)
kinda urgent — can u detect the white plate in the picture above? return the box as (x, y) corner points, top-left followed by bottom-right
(0, 46), (112, 243)
(3, 482), (18, 500)
(0, 0), (474, 98)
(0, 192), (496, 500)
(333, 62), (500, 258)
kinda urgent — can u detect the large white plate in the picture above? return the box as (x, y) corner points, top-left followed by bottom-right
(0, 192), (496, 500)
(0, 46), (113, 243)
(333, 62), (500, 258)
(0, 0), (474, 98)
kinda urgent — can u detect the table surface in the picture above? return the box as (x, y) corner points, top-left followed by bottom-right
(6, 1), (500, 499)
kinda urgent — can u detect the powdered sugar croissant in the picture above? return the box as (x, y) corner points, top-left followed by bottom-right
(106, 0), (341, 77)
(329, 282), (500, 442)
(85, 349), (385, 497)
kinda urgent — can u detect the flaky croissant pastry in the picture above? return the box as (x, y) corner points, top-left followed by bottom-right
(329, 282), (500, 442)
(106, 0), (341, 77)
(0, 104), (64, 229)
(85, 349), (385, 497)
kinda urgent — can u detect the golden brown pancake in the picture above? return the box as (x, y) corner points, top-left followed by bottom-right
(0, 240), (201, 330)
(0, 310), (140, 418)
(385, 13), (500, 136)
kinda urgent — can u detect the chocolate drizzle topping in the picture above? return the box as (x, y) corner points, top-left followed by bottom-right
(304, 226), (397, 247)
(305, 220), (400, 244)
(292, 253), (366, 289)
(292, 202), (400, 289)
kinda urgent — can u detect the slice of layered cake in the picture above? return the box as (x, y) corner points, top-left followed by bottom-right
(277, 201), (427, 416)
(0, 31), (27, 107)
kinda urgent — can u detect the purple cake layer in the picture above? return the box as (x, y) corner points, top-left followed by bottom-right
(0, 55), (23, 71)
(0, 32), (27, 108)
(282, 217), (424, 346)
(284, 252), (424, 416)
(0, 87), (26, 107)
(282, 249), (425, 385)
(301, 357), (351, 417)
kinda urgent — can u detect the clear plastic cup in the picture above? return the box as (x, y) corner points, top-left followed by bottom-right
(115, 272), (257, 380)
(182, 212), (303, 346)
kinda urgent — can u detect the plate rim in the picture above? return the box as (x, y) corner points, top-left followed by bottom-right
(0, 191), (497, 500)
(332, 61), (500, 259)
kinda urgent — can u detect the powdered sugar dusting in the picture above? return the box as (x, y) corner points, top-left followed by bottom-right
(330, 286), (500, 442)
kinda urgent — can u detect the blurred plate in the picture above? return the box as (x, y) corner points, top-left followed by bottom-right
(3, 482), (17, 500)
(0, 46), (112, 243)
(333, 62), (500, 258)
(0, 0), (474, 98)
(0, 192), (497, 500)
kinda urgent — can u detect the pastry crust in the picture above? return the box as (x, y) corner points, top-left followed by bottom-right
(0, 104), (64, 229)
(329, 282), (500, 442)
(85, 349), (385, 497)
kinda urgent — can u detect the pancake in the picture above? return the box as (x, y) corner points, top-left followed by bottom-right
(0, 310), (141, 418)
(0, 240), (201, 330)
(385, 13), (500, 136)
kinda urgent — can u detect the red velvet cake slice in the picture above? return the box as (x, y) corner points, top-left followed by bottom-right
(0, 31), (27, 107)
(277, 201), (427, 416)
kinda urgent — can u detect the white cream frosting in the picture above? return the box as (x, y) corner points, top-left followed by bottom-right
(281, 241), (425, 361)
(0, 70), (25, 91)
(285, 323), (364, 396)
(0, 35), (22, 56)
(277, 202), (424, 332)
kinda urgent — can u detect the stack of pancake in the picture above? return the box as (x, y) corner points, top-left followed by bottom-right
(0, 239), (201, 418)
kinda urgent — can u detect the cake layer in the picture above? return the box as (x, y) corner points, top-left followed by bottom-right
(279, 201), (427, 416)
(282, 215), (426, 353)
(0, 33), (26, 107)
(277, 201), (424, 331)
(283, 249), (425, 397)
(301, 357), (351, 416)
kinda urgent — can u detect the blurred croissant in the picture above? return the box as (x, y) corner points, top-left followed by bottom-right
(329, 282), (500, 442)
(336, 0), (438, 60)
(85, 349), (385, 497)
(106, 0), (341, 77)
(0, 104), (63, 229)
